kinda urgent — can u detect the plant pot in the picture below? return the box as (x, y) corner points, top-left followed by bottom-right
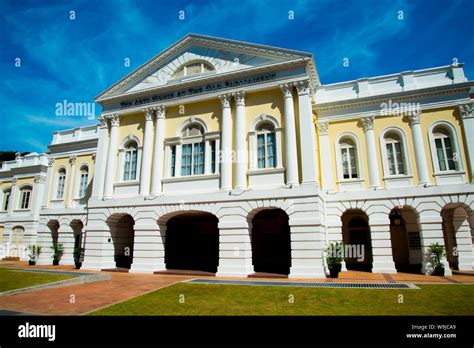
(28, 260), (36, 266)
(75, 262), (82, 269)
(433, 266), (445, 276)
(329, 264), (342, 278)
(52, 259), (59, 266)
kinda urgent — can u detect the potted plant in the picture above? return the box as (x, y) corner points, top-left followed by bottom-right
(73, 247), (85, 269)
(50, 243), (64, 266)
(26, 245), (42, 266)
(326, 241), (344, 278)
(427, 243), (446, 276)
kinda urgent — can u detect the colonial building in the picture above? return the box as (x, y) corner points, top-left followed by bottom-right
(1, 34), (473, 277)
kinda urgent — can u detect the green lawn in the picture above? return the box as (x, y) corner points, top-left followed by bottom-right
(89, 283), (474, 316)
(0, 268), (76, 292)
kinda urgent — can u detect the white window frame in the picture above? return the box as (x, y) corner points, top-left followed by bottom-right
(172, 60), (215, 80)
(335, 132), (365, 191)
(76, 164), (89, 199)
(54, 167), (67, 200)
(380, 128), (412, 176)
(2, 189), (11, 211)
(18, 185), (32, 210)
(117, 135), (143, 184)
(428, 121), (465, 185)
(248, 114), (283, 171)
(256, 124), (277, 169)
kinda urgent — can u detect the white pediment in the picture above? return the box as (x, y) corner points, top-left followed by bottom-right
(96, 34), (316, 101)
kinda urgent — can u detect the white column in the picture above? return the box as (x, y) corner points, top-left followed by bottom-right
(41, 158), (54, 208)
(164, 145), (172, 177)
(151, 106), (166, 195)
(91, 117), (109, 199)
(407, 110), (431, 186)
(280, 84), (299, 186)
(219, 94), (233, 190)
(130, 219), (166, 273)
(58, 224), (75, 265)
(66, 155), (77, 207)
(419, 212), (452, 275)
(103, 114), (120, 199)
(459, 103), (474, 183)
(174, 144), (182, 178)
(317, 122), (335, 192)
(140, 108), (155, 196)
(204, 139), (212, 175)
(234, 91), (247, 190)
(294, 80), (318, 185)
(368, 212), (397, 273)
(361, 116), (381, 189)
(31, 175), (46, 214)
(7, 178), (17, 215)
(216, 217), (254, 277)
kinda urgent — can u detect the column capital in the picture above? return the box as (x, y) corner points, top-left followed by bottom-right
(218, 94), (232, 108)
(316, 122), (329, 136)
(107, 113), (120, 127)
(47, 157), (55, 166)
(361, 115), (375, 132)
(459, 102), (473, 119)
(406, 109), (421, 126)
(98, 115), (109, 129)
(92, 153), (96, 162)
(143, 107), (155, 121)
(280, 83), (294, 98)
(293, 80), (311, 96)
(34, 175), (47, 184)
(69, 155), (77, 165)
(233, 91), (245, 106)
(11, 178), (17, 185)
(155, 105), (166, 119)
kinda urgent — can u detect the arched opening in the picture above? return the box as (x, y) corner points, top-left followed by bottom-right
(164, 212), (219, 274)
(441, 204), (473, 271)
(389, 208), (422, 274)
(70, 220), (84, 251)
(8, 226), (24, 258)
(341, 210), (372, 272)
(107, 214), (135, 270)
(251, 209), (291, 276)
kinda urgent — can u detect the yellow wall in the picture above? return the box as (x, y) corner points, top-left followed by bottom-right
(322, 106), (470, 191)
(49, 155), (95, 207)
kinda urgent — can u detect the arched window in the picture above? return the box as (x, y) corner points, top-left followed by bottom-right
(181, 124), (205, 176)
(2, 189), (11, 211)
(56, 168), (66, 199)
(123, 141), (138, 181)
(19, 185), (32, 210)
(256, 123), (276, 169)
(78, 165), (89, 198)
(339, 138), (358, 179)
(433, 126), (457, 171)
(172, 61), (214, 80)
(384, 132), (406, 175)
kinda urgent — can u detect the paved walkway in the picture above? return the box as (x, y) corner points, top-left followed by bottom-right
(0, 262), (472, 315)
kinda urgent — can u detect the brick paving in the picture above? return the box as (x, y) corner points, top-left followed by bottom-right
(0, 262), (472, 316)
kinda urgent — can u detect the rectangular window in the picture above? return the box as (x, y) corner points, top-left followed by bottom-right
(386, 143), (396, 175)
(171, 146), (176, 177)
(193, 142), (204, 175)
(342, 148), (358, 179)
(131, 151), (138, 180)
(257, 134), (266, 169)
(57, 176), (65, 199)
(395, 142), (405, 174)
(435, 138), (447, 171)
(20, 191), (31, 210)
(211, 141), (216, 174)
(181, 144), (192, 176)
(79, 173), (88, 198)
(444, 137), (456, 170)
(3, 192), (10, 211)
(267, 133), (276, 168)
(124, 150), (138, 181)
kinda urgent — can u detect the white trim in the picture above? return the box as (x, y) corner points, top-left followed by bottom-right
(427, 121), (466, 185)
(53, 166), (67, 201)
(335, 132), (364, 187)
(76, 163), (90, 199)
(379, 127), (413, 187)
(176, 117), (209, 137)
(118, 135), (143, 184)
(249, 114), (283, 171)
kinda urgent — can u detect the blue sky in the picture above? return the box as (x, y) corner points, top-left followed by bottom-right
(0, 0), (473, 153)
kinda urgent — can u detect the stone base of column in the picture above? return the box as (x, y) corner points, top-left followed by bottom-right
(372, 261), (397, 274)
(81, 259), (115, 271)
(341, 260), (347, 272)
(216, 265), (254, 278)
(300, 180), (318, 187)
(130, 260), (166, 274)
(289, 266), (326, 279)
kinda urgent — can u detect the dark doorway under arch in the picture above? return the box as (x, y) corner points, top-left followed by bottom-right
(107, 214), (135, 269)
(251, 209), (291, 275)
(165, 212), (219, 273)
(341, 210), (373, 272)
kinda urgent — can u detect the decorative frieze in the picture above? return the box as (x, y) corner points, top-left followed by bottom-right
(34, 175), (47, 184)
(316, 122), (329, 136)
